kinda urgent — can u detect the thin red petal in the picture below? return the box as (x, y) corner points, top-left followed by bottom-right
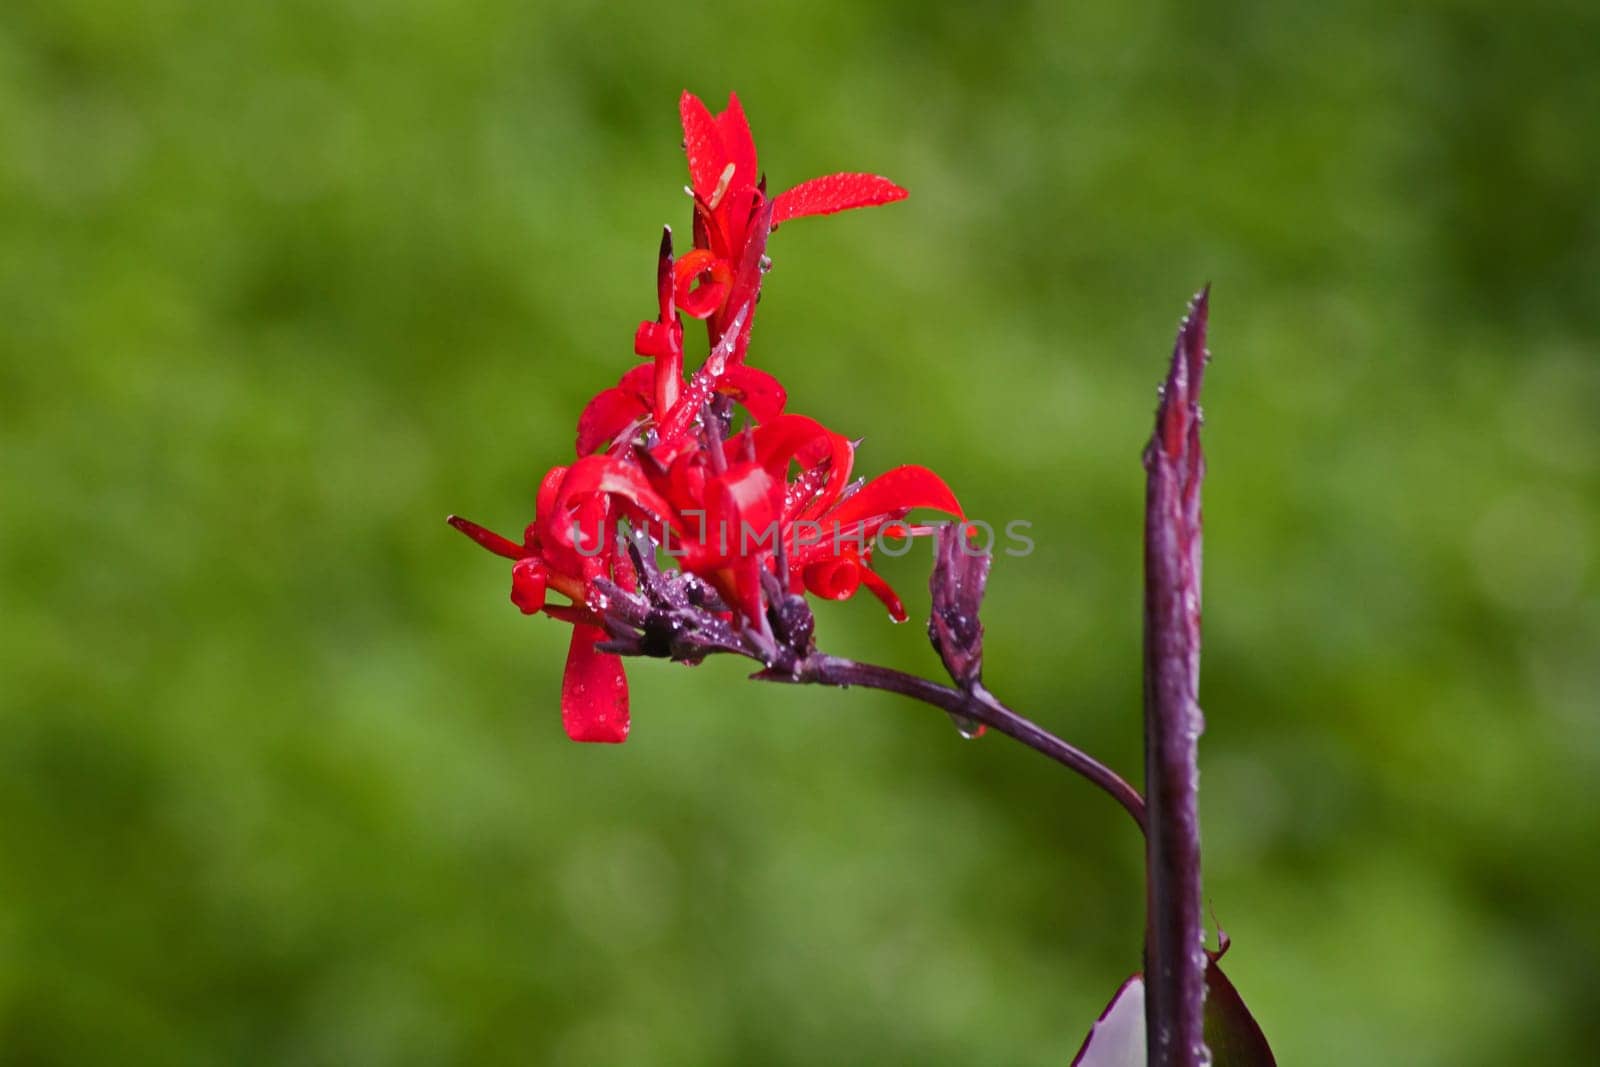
(447, 515), (525, 560)
(823, 465), (962, 529)
(771, 173), (908, 226)
(561, 624), (630, 743)
(856, 563), (908, 622)
(719, 198), (773, 365)
(715, 92), (758, 210)
(678, 91), (728, 201)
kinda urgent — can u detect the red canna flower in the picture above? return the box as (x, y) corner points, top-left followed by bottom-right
(675, 90), (908, 360)
(451, 91), (953, 745)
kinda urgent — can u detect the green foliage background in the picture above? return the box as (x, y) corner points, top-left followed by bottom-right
(3, 1), (1598, 1063)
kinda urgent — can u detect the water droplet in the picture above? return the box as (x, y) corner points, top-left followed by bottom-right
(946, 712), (985, 739)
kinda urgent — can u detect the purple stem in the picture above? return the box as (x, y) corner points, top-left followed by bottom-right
(777, 654), (1147, 832)
(1141, 289), (1211, 1066)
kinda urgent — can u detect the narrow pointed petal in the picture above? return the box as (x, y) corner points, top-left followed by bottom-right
(823, 465), (962, 529)
(856, 563), (908, 622)
(678, 91), (727, 200)
(562, 624), (630, 743)
(720, 198), (773, 365)
(771, 173), (908, 225)
(655, 225), (676, 322)
(715, 92), (758, 210)
(447, 515), (525, 560)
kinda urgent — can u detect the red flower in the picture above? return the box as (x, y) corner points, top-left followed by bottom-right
(448, 457), (675, 744)
(452, 91), (952, 745)
(675, 91), (908, 360)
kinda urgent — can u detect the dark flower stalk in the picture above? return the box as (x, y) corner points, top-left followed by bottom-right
(1141, 289), (1211, 1066)
(782, 653), (1148, 832)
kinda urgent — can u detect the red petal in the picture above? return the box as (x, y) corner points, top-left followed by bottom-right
(673, 250), (732, 320)
(616, 363), (655, 397)
(803, 556), (861, 601)
(678, 91), (728, 201)
(655, 226), (676, 322)
(823, 465), (962, 529)
(633, 320), (677, 360)
(856, 563), (908, 622)
(575, 387), (649, 456)
(718, 198), (773, 365)
(447, 515), (525, 560)
(717, 365), (787, 422)
(714, 92), (758, 212)
(562, 624), (630, 743)
(705, 462), (782, 564)
(655, 303), (750, 444)
(555, 455), (677, 529)
(510, 558), (548, 614)
(771, 173), (908, 226)
(752, 414), (855, 511)
(535, 465), (569, 522)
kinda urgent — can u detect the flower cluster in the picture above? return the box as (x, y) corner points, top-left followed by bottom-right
(451, 92), (961, 743)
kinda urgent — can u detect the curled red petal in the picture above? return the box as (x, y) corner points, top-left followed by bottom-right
(803, 556), (861, 601)
(771, 173), (908, 226)
(717, 365), (787, 422)
(575, 387), (649, 456)
(678, 91), (728, 202)
(822, 465), (962, 530)
(562, 624), (630, 743)
(752, 414), (855, 511)
(633, 320), (678, 360)
(673, 250), (732, 320)
(447, 515), (526, 560)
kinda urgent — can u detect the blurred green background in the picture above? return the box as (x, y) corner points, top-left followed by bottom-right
(3, 1), (1598, 1063)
